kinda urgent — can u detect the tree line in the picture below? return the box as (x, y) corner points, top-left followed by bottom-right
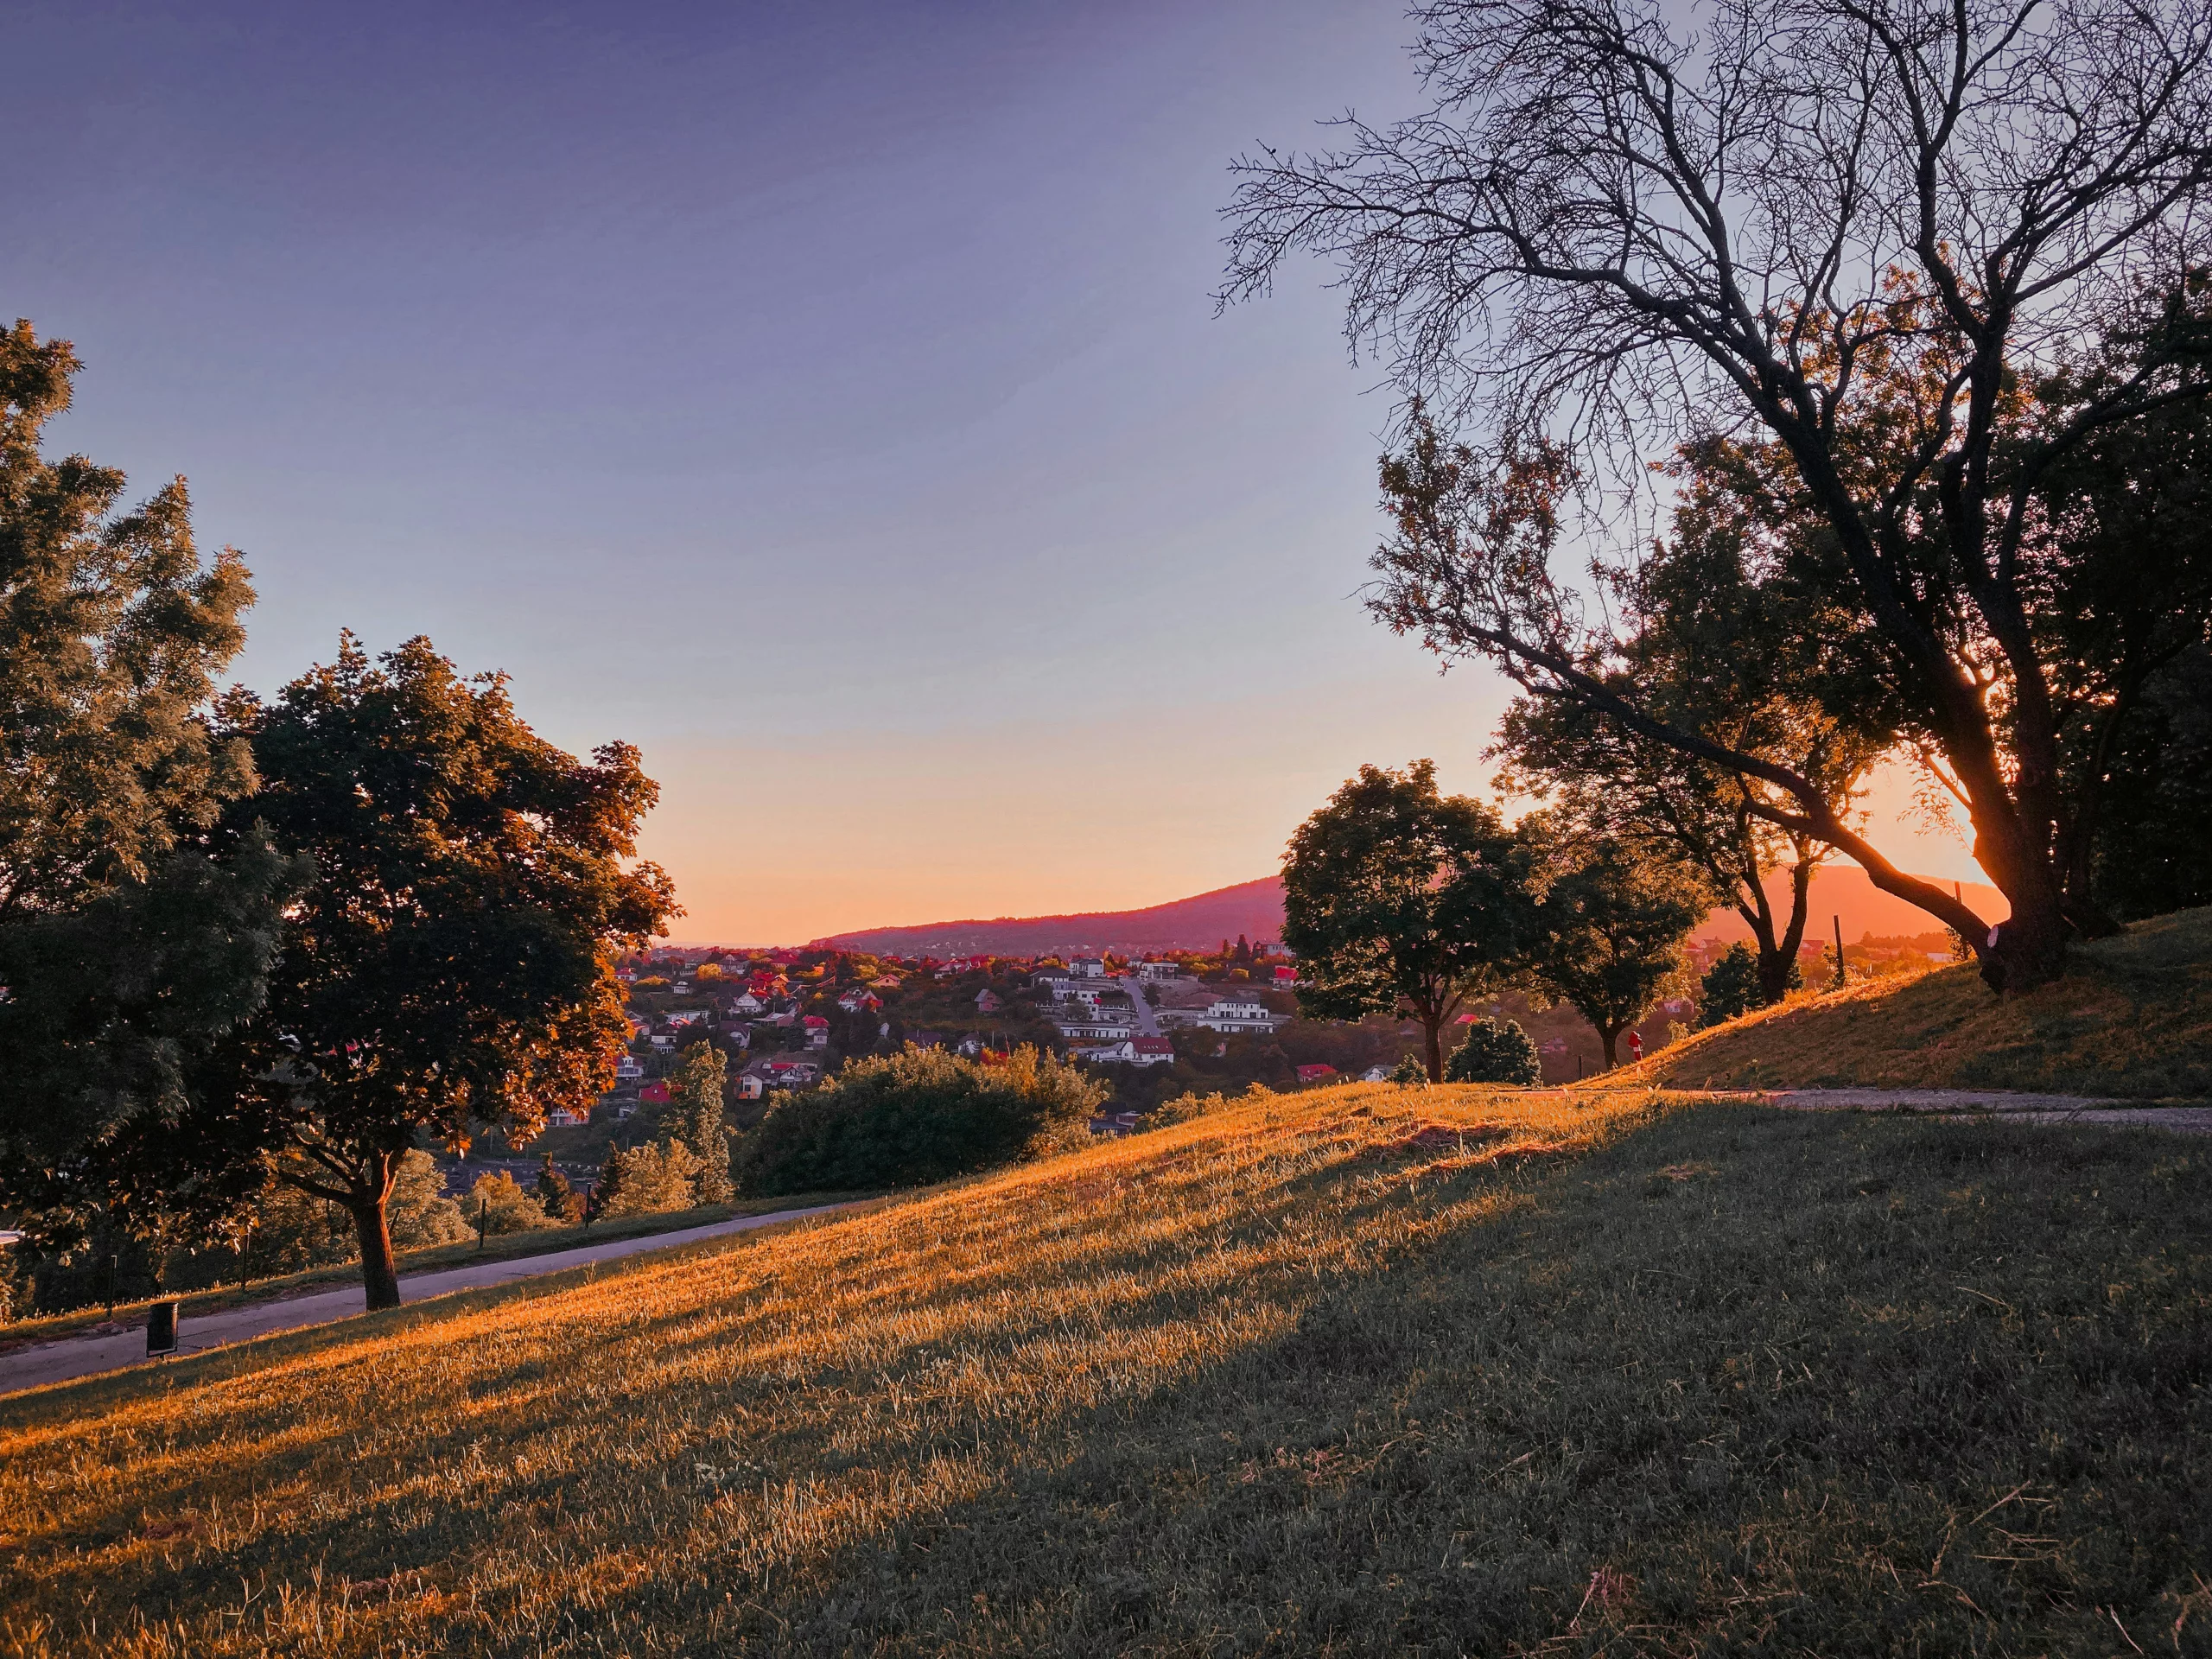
(1224, 0), (2212, 996)
(0, 325), (677, 1311)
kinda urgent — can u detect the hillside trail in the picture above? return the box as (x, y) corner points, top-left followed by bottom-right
(1742, 1088), (2212, 1133)
(0, 1200), (863, 1402)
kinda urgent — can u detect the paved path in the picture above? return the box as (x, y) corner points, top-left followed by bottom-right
(1754, 1088), (2212, 1134)
(1121, 976), (1162, 1037)
(0, 1202), (861, 1400)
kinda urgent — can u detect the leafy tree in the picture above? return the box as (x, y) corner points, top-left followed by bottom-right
(588, 1146), (629, 1221)
(1224, 0), (2212, 992)
(1281, 761), (1541, 1081)
(0, 321), (305, 1227)
(1529, 824), (1712, 1068)
(1387, 1053), (1428, 1086)
(667, 1044), (732, 1205)
(182, 635), (677, 1308)
(1445, 1019), (1542, 1085)
(737, 1046), (1105, 1197)
(466, 1171), (556, 1236)
(385, 1150), (468, 1249)
(596, 1140), (703, 1217)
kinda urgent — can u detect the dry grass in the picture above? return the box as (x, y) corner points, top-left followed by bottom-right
(2, 1081), (2207, 1656)
(1630, 905), (2212, 1097)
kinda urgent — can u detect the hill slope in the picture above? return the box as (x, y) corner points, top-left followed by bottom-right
(5, 1084), (2207, 1654)
(1630, 905), (2212, 1097)
(810, 875), (1288, 956)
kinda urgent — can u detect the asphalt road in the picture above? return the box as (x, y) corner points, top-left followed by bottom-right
(1121, 975), (1162, 1036)
(0, 1201), (861, 1400)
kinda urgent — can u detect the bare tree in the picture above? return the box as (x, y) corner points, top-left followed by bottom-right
(1223, 0), (2212, 991)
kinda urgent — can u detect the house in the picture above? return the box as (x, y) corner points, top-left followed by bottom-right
(649, 1033), (674, 1048)
(728, 991), (764, 1015)
(870, 975), (902, 989)
(672, 981), (691, 994)
(974, 988), (1001, 1014)
(613, 1055), (645, 1082)
(1069, 957), (1107, 979)
(802, 1014), (830, 1050)
(1135, 960), (1185, 982)
(910, 1029), (944, 1049)
(639, 1080), (671, 1103)
(545, 1108), (583, 1128)
(1273, 966), (1299, 988)
(1076, 1039), (1137, 1064)
(1196, 997), (1279, 1034)
(837, 989), (880, 1014)
(1360, 1065), (1393, 1083)
(1054, 1013), (1135, 1041)
(1130, 1036), (1175, 1065)
(664, 1009), (704, 1027)
(1294, 1064), (1338, 1086)
(1087, 1110), (1146, 1138)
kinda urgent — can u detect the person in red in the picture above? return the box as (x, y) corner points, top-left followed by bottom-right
(1625, 1030), (1644, 1065)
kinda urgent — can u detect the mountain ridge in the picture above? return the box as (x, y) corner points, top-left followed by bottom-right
(809, 864), (2011, 957)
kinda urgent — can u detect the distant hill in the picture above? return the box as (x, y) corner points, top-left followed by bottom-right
(810, 862), (2007, 959)
(810, 877), (1289, 957)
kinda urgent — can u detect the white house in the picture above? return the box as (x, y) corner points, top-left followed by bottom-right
(613, 1055), (645, 1082)
(1135, 960), (1187, 982)
(728, 991), (764, 1015)
(1195, 998), (1279, 1035)
(1055, 1013), (1135, 1040)
(1069, 957), (1107, 979)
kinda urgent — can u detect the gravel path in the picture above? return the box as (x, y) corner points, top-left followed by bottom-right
(0, 1201), (862, 1401)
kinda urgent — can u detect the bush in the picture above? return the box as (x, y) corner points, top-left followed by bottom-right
(736, 1045), (1108, 1196)
(1696, 944), (1763, 1027)
(387, 1150), (470, 1249)
(465, 1171), (557, 1236)
(1388, 1054), (1427, 1086)
(1145, 1083), (1272, 1130)
(595, 1141), (705, 1218)
(1444, 1018), (1542, 1084)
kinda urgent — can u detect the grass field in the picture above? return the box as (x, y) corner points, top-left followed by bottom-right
(1635, 904), (2212, 1098)
(2, 1082), (2207, 1656)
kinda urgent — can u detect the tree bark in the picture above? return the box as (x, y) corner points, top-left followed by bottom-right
(350, 1197), (402, 1312)
(1598, 1025), (1621, 1069)
(1422, 1015), (1445, 1084)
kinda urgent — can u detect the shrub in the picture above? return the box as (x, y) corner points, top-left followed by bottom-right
(596, 1141), (704, 1218)
(387, 1150), (470, 1249)
(1388, 1053), (1427, 1086)
(1145, 1083), (1271, 1130)
(1696, 944), (1763, 1027)
(465, 1171), (557, 1236)
(736, 1045), (1107, 1196)
(1445, 1018), (1542, 1084)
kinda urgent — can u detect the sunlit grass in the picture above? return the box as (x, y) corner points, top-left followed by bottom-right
(1634, 905), (2212, 1097)
(2, 1081), (2205, 1655)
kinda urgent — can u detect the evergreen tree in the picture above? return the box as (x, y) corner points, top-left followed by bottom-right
(1697, 944), (1773, 1028)
(1388, 1053), (1428, 1086)
(1444, 1019), (1542, 1084)
(590, 1146), (630, 1220)
(534, 1154), (575, 1223)
(668, 1044), (732, 1205)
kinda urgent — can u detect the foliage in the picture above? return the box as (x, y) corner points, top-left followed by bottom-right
(1387, 1054), (1427, 1086)
(1444, 1018), (1541, 1084)
(736, 1045), (1106, 1197)
(0, 320), (306, 1227)
(177, 634), (677, 1306)
(1224, 0), (2212, 992)
(1282, 760), (1541, 1081)
(594, 1140), (703, 1220)
(533, 1155), (578, 1224)
(1696, 944), (1767, 1028)
(385, 1151), (470, 1251)
(466, 1172), (556, 1236)
(666, 1045), (732, 1205)
(1529, 823), (1712, 1066)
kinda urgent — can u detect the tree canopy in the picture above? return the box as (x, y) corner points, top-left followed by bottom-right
(1224, 0), (2212, 992)
(1281, 761), (1541, 1081)
(184, 635), (677, 1307)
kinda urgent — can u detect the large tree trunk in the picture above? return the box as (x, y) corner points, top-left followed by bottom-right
(1598, 1025), (1621, 1069)
(1422, 1015), (1445, 1084)
(350, 1197), (403, 1312)
(1980, 890), (2073, 997)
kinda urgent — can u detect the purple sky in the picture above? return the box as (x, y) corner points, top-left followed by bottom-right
(4, 1), (1973, 941)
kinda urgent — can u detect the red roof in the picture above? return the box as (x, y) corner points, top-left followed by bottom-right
(802, 1014), (830, 1027)
(1133, 1037), (1174, 1056)
(1294, 1064), (1338, 1083)
(639, 1081), (671, 1102)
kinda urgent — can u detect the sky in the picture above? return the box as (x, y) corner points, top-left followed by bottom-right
(2, 0), (1976, 944)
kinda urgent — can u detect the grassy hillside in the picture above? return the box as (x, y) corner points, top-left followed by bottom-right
(1634, 905), (2212, 1098)
(3, 1081), (2207, 1654)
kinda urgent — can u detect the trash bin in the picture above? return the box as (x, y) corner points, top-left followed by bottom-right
(146, 1298), (181, 1357)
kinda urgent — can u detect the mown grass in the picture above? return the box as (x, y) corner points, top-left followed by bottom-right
(0, 1196), (854, 1353)
(1637, 904), (2212, 1097)
(2, 1083), (2207, 1655)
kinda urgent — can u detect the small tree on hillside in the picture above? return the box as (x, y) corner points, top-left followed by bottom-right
(534, 1154), (576, 1222)
(1282, 760), (1541, 1081)
(668, 1044), (732, 1205)
(1445, 1018), (1542, 1084)
(1697, 944), (1779, 1028)
(1529, 823), (1712, 1068)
